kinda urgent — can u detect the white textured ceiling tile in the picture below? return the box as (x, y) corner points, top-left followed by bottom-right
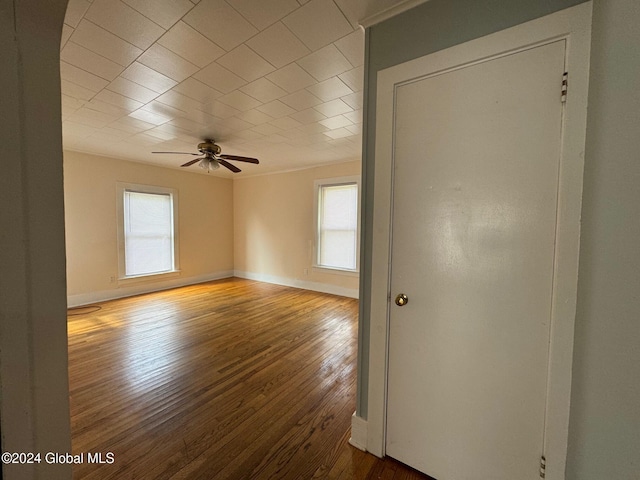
(60, 62), (109, 93)
(173, 78), (223, 103)
(217, 45), (275, 83)
(69, 20), (143, 67)
(107, 77), (160, 104)
(234, 129), (265, 141)
(338, 65), (364, 92)
(246, 22), (310, 69)
(129, 109), (172, 126)
(100, 127), (135, 139)
(110, 115), (156, 133)
(318, 114), (352, 130)
(251, 123), (284, 136)
(61, 95), (86, 112)
(269, 116), (303, 131)
(240, 78), (287, 104)
(141, 100), (188, 119)
(313, 98), (352, 117)
(61, 42), (124, 81)
(282, 0), (353, 51)
(93, 90), (144, 111)
(86, 99), (131, 117)
(279, 90), (322, 110)
(144, 128), (178, 141)
(296, 44), (352, 81)
(155, 90), (203, 113)
(68, 107), (119, 128)
(333, 27), (364, 67)
(343, 108), (362, 124)
(168, 116), (207, 132)
(122, 0), (193, 29)
(297, 122), (329, 134)
(262, 134), (288, 144)
(121, 62), (177, 94)
(221, 117), (254, 131)
(201, 101), (242, 119)
(138, 44), (200, 82)
(289, 107), (326, 124)
(217, 91), (262, 112)
(194, 62), (247, 94)
(332, 0), (360, 28)
(183, 0), (258, 52)
(61, 79), (97, 101)
(84, 0), (165, 50)
(257, 100), (296, 118)
(62, 122), (98, 139)
(157, 21), (225, 68)
(61, 24), (74, 50)
(266, 63), (316, 93)
(64, 0), (91, 28)
(305, 76), (352, 102)
(340, 91), (362, 110)
(323, 127), (353, 139)
(346, 123), (361, 134)
(227, 0), (299, 30)
(235, 109), (275, 126)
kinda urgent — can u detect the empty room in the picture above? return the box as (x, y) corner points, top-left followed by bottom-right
(2, 1), (640, 480)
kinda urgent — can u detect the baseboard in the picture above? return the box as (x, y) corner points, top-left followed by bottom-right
(349, 412), (368, 451)
(233, 270), (359, 299)
(67, 270), (234, 307)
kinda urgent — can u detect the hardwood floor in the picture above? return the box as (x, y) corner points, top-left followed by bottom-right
(68, 278), (429, 479)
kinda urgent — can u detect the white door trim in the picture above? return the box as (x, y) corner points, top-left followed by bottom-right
(367, 4), (592, 479)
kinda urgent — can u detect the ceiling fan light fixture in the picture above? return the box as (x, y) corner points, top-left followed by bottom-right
(199, 157), (220, 172)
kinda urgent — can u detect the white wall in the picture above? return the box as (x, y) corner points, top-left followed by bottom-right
(0, 0), (72, 478)
(64, 151), (235, 306)
(233, 161), (361, 298)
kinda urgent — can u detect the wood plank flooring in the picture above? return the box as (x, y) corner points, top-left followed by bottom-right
(68, 278), (429, 480)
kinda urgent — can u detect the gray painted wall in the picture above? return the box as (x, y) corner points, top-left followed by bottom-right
(566, 1), (640, 478)
(359, 0), (640, 477)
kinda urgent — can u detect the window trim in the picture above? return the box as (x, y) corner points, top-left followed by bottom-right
(116, 182), (180, 284)
(313, 175), (361, 274)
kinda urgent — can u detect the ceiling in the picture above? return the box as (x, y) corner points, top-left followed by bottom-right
(60, 0), (414, 176)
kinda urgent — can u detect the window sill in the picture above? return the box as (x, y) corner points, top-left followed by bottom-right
(312, 266), (359, 277)
(117, 270), (181, 286)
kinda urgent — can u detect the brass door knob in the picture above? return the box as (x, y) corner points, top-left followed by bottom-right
(395, 293), (408, 306)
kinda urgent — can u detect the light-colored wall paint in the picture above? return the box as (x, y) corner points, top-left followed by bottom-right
(0, 0), (72, 478)
(566, 0), (640, 478)
(234, 162), (361, 298)
(64, 151), (234, 306)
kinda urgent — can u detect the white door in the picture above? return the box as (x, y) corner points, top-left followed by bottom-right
(386, 40), (566, 479)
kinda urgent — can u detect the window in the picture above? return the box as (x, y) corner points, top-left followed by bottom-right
(315, 177), (360, 272)
(117, 183), (179, 280)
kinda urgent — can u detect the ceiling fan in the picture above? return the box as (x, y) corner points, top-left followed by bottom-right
(152, 139), (259, 173)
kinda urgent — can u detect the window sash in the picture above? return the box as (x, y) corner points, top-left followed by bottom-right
(317, 182), (359, 271)
(123, 190), (175, 277)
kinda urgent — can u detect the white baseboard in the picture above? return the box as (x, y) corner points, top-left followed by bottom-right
(349, 412), (368, 451)
(233, 270), (359, 299)
(67, 270), (234, 307)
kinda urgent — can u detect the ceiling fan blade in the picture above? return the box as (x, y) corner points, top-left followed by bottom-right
(181, 157), (205, 167)
(152, 151), (200, 155)
(219, 154), (259, 164)
(218, 158), (241, 173)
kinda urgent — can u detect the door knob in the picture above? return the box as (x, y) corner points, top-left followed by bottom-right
(395, 293), (408, 306)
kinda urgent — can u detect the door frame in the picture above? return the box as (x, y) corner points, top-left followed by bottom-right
(366, 4), (592, 479)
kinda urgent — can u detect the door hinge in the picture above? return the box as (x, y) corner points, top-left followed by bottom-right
(540, 455), (546, 478)
(561, 72), (569, 103)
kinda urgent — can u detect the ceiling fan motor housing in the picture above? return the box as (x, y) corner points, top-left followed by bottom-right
(198, 141), (221, 156)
